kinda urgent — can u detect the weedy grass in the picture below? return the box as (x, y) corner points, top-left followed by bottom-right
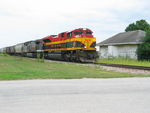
(0, 53), (9, 56)
(0, 56), (149, 80)
(97, 58), (150, 67)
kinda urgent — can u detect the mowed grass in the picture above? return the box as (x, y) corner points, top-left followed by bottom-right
(97, 58), (150, 67)
(0, 55), (149, 80)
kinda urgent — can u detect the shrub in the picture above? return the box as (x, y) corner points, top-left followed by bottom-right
(137, 30), (150, 60)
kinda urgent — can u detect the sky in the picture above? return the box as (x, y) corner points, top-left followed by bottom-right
(0, 0), (150, 48)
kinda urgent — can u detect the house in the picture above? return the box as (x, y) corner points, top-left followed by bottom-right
(96, 30), (146, 59)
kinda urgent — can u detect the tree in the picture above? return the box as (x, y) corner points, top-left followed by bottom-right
(137, 30), (150, 60)
(125, 23), (137, 32)
(125, 19), (150, 32)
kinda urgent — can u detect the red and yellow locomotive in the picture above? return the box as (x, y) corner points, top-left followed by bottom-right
(43, 28), (98, 62)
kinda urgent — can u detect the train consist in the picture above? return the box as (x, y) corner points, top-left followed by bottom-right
(0, 28), (98, 62)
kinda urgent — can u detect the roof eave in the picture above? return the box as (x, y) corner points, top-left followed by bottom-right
(96, 42), (143, 46)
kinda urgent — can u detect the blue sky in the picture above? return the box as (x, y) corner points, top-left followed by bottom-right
(0, 0), (150, 48)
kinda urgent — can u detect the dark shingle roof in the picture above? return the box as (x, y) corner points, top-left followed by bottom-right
(97, 30), (146, 46)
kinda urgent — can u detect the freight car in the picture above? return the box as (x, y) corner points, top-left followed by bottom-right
(14, 43), (24, 55)
(2, 28), (98, 62)
(22, 39), (43, 57)
(22, 41), (36, 57)
(2, 47), (6, 53)
(0, 48), (4, 53)
(9, 46), (15, 55)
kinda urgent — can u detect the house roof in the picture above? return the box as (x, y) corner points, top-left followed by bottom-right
(97, 30), (146, 46)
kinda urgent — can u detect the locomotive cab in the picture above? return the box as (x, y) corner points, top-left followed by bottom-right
(71, 28), (94, 38)
(59, 32), (67, 40)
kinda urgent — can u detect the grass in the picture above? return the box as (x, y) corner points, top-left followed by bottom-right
(0, 55), (149, 80)
(0, 53), (9, 56)
(97, 58), (150, 67)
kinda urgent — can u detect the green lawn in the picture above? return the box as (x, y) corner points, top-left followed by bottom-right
(0, 55), (149, 80)
(97, 58), (150, 67)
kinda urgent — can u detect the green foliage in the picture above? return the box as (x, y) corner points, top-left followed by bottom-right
(0, 53), (9, 56)
(143, 30), (150, 43)
(125, 19), (150, 32)
(136, 20), (150, 31)
(137, 30), (150, 60)
(125, 23), (137, 32)
(137, 43), (150, 60)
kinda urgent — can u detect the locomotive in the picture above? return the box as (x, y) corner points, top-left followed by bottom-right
(0, 28), (98, 62)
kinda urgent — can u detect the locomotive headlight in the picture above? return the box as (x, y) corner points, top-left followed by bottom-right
(84, 46), (86, 48)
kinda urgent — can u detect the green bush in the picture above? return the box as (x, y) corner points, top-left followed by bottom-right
(137, 30), (150, 60)
(144, 31), (150, 43)
(137, 43), (150, 60)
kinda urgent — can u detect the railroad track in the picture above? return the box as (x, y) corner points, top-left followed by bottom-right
(46, 59), (150, 71)
(27, 57), (150, 72)
(94, 63), (150, 71)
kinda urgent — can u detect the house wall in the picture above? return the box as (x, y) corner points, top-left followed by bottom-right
(99, 46), (108, 58)
(99, 44), (138, 59)
(108, 46), (118, 57)
(117, 45), (138, 59)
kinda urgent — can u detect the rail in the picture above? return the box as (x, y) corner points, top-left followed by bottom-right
(94, 63), (150, 71)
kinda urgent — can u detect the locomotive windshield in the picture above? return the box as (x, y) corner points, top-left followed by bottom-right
(43, 39), (51, 43)
(86, 32), (92, 35)
(74, 31), (83, 35)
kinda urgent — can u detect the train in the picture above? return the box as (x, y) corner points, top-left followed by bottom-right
(0, 28), (98, 62)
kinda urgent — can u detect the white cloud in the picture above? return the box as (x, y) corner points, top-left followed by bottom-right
(0, 0), (150, 48)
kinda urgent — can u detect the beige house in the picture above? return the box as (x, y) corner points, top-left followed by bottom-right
(97, 30), (145, 59)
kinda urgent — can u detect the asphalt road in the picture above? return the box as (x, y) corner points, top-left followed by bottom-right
(0, 78), (150, 113)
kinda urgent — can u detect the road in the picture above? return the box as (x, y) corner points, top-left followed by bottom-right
(0, 78), (150, 113)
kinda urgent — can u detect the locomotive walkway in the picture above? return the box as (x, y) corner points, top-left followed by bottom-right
(0, 78), (150, 113)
